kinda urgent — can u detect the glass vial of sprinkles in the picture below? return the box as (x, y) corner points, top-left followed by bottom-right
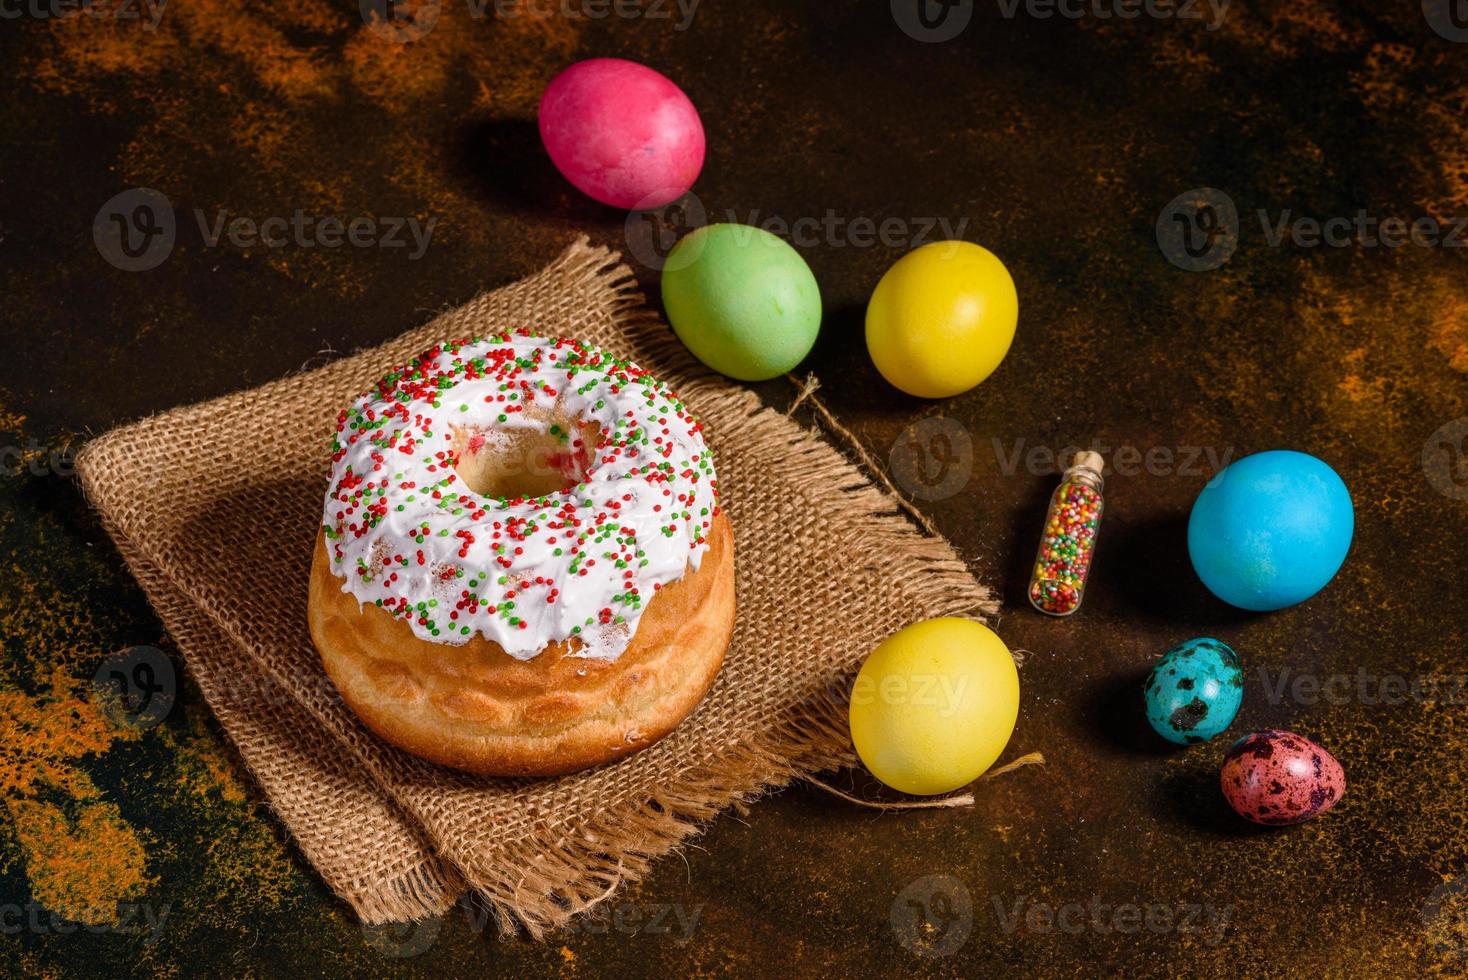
(1028, 451), (1105, 617)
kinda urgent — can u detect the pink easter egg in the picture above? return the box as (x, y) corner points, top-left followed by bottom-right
(538, 58), (705, 210)
(1220, 729), (1347, 826)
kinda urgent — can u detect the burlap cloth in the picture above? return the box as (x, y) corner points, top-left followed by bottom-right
(75, 239), (1000, 934)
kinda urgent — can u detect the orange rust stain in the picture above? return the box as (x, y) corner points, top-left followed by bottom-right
(165, 710), (249, 807)
(1259, 2), (1370, 53)
(1194, 0), (1369, 59)
(1336, 348), (1380, 405)
(1123, 8), (1468, 223)
(1148, 33), (1218, 80)
(0, 390), (26, 430)
(1352, 42), (1417, 113)
(472, 11), (583, 116)
(0, 664), (151, 925)
(1337, 373), (1384, 406)
(1089, 0), (1365, 59)
(0, 544), (132, 931)
(0, 665), (130, 798)
(1351, 43), (1468, 218)
(5, 798), (153, 926)
(23, 0), (584, 299)
(1430, 297), (1468, 374)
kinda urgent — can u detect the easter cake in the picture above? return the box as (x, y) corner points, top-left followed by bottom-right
(308, 332), (734, 777)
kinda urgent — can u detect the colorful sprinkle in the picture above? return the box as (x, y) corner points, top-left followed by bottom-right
(1028, 462), (1103, 616)
(323, 332), (720, 660)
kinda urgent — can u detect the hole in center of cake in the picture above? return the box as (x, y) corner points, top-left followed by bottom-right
(451, 417), (603, 500)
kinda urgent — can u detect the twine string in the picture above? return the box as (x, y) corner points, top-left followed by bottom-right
(785, 372), (944, 540)
(799, 752), (1046, 810)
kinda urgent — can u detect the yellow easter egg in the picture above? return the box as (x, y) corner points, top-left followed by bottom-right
(865, 240), (1018, 398)
(849, 617), (1020, 796)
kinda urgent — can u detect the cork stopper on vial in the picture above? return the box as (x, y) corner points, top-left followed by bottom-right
(1064, 451), (1106, 490)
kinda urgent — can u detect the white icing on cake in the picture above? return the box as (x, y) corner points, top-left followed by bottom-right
(323, 332), (720, 660)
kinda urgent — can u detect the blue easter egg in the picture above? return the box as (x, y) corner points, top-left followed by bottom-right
(1144, 637), (1243, 744)
(1187, 450), (1353, 611)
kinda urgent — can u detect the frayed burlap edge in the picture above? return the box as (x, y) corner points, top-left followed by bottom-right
(77, 237), (1001, 936)
(99, 514), (467, 923)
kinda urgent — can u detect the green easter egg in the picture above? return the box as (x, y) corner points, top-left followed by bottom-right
(661, 224), (822, 381)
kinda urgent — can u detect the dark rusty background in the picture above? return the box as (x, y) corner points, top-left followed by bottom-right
(3, 0), (1467, 975)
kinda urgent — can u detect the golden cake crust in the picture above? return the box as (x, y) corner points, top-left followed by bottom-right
(307, 514), (734, 777)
